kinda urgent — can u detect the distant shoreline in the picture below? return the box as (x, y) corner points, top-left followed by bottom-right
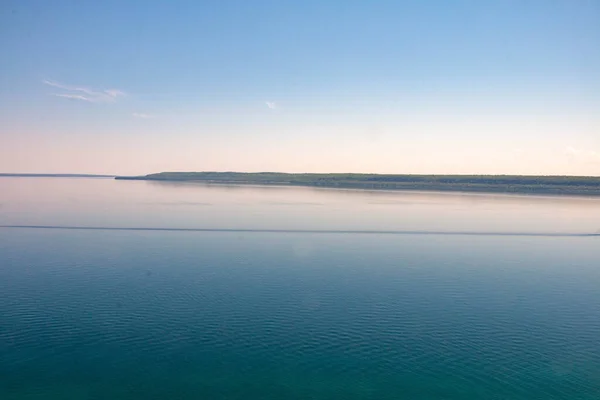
(115, 172), (600, 197)
(0, 173), (115, 178)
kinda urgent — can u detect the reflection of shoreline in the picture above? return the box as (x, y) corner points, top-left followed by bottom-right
(144, 180), (302, 191)
(129, 178), (600, 202)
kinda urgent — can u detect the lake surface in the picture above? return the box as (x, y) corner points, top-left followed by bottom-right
(1, 177), (600, 399)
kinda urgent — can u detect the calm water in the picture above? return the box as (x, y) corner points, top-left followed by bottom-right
(1, 177), (600, 399)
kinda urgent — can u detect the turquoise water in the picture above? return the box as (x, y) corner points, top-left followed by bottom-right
(1, 178), (600, 399)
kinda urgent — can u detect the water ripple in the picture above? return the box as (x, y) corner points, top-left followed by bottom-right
(1, 231), (599, 399)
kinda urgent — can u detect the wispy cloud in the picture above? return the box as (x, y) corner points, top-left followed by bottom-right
(132, 112), (155, 119)
(43, 79), (126, 103)
(54, 94), (93, 102)
(565, 146), (600, 164)
(105, 89), (126, 98)
(265, 101), (276, 110)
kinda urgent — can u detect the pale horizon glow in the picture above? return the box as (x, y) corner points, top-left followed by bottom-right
(1, 1), (599, 176)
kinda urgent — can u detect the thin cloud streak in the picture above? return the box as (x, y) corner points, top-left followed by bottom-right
(54, 94), (93, 102)
(565, 146), (600, 164)
(43, 79), (126, 103)
(105, 89), (126, 98)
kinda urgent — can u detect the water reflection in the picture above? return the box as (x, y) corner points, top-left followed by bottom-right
(1, 177), (600, 234)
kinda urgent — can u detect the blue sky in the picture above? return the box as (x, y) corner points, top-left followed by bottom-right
(1, 0), (599, 175)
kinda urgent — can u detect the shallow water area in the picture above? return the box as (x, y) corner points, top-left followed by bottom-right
(1, 177), (599, 399)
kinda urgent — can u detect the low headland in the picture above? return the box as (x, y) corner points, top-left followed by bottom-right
(115, 172), (600, 196)
(0, 173), (115, 178)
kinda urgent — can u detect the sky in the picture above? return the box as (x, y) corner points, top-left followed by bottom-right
(1, 0), (599, 176)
